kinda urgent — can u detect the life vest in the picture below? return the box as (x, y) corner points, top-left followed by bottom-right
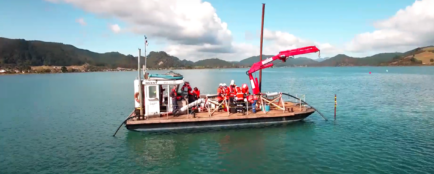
(247, 95), (258, 103)
(235, 87), (244, 101)
(193, 89), (200, 97)
(181, 85), (191, 96)
(223, 87), (230, 100)
(229, 85), (236, 97)
(134, 92), (140, 103)
(134, 85), (145, 103)
(217, 87), (222, 95)
(217, 87), (223, 101)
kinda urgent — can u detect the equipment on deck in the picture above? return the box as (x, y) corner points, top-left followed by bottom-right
(178, 98), (205, 113)
(246, 46), (320, 94)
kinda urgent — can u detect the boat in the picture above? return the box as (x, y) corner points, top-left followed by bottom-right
(111, 45), (327, 134)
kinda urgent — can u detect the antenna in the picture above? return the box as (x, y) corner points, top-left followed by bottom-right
(144, 35), (148, 74)
(137, 48), (141, 79)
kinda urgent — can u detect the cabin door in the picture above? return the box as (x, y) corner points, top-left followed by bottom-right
(145, 85), (160, 116)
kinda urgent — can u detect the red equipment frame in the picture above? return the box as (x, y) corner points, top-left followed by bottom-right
(247, 46), (320, 94)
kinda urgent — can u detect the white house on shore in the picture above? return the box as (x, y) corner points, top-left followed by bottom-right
(0, 69), (6, 73)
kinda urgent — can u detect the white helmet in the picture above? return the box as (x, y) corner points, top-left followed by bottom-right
(219, 83), (223, 86)
(230, 80), (235, 85)
(222, 83), (227, 86)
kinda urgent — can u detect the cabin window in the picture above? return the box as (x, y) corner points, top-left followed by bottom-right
(149, 86), (157, 98)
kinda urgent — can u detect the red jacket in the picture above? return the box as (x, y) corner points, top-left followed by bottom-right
(170, 87), (177, 97)
(181, 85), (192, 95)
(193, 89), (200, 97)
(217, 87), (222, 96)
(229, 85), (236, 97)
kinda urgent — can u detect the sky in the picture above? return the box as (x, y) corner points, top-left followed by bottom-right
(1, 0), (433, 61)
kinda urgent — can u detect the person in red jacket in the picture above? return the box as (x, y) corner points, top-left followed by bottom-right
(181, 81), (195, 103)
(223, 83), (231, 101)
(217, 83), (223, 101)
(181, 82), (192, 96)
(228, 80), (236, 103)
(193, 87), (200, 100)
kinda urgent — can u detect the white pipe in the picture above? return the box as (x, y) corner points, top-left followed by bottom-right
(264, 92), (279, 97)
(179, 98), (205, 112)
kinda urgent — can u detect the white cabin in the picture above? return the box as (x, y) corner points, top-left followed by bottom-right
(134, 72), (185, 117)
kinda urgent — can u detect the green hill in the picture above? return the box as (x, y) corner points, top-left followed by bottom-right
(274, 57), (318, 67)
(357, 52), (403, 65)
(313, 52), (403, 66)
(0, 37), (137, 69)
(1, 37), (432, 72)
(0, 37), (235, 70)
(238, 55), (274, 66)
(384, 46), (434, 66)
(145, 51), (194, 68)
(237, 55), (318, 67)
(313, 54), (356, 66)
(194, 58), (234, 68)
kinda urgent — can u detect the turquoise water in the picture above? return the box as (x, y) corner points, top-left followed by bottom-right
(1, 67), (434, 173)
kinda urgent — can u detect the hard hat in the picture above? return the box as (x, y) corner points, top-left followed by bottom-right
(223, 83), (227, 86)
(219, 83), (222, 86)
(230, 80), (235, 85)
(242, 83), (249, 93)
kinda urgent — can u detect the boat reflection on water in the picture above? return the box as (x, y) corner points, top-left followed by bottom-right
(124, 121), (316, 172)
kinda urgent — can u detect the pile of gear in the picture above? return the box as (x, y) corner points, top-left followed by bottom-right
(170, 80), (260, 116)
(216, 80), (258, 114)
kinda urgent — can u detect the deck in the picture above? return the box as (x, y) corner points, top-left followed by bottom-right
(125, 101), (315, 131)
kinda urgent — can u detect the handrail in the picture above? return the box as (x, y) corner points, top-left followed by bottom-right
(281, 93), (328, 121)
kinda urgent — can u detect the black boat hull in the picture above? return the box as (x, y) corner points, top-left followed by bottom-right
(126, 110), (314, 132)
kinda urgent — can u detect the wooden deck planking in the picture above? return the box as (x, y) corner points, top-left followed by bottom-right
(126, 101), (314, 125)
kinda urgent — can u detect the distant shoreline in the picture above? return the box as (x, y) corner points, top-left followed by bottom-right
(2, 64), (433, 76)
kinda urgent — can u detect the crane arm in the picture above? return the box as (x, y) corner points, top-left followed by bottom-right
(247, 46), (320, 94)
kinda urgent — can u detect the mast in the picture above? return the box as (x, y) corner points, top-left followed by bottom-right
(138, 48), (144, 119)
(138, 48), (141, 79)
(259, 3), (265, 92)
(144, 36), (148, 75)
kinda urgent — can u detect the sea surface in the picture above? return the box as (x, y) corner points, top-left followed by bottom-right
(1, 67), (434, 174)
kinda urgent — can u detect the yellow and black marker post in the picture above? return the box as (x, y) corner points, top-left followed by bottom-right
(334, 94), (337, 120)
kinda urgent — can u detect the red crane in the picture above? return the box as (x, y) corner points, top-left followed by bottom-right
(247, 46), (320, 95)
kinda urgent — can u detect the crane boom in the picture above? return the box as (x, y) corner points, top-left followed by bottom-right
(247, 46), (320, 95)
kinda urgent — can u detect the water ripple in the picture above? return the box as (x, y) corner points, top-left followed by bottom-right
(1, 67), (434, 173)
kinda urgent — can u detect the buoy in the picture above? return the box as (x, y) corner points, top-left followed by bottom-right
(369, 72), (371, 74)
(134, 92), (140, 103)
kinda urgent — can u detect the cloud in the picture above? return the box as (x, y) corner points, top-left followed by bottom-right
(46, 0), (335, 60)
(244, 31), (256, 41)
(262, 29), (341, 58)
(347, 0), (434, 53)
(76, 18), (86, 26)
(166, 42), (257, 61)
(46, 0), (232, 45)
(110, 24), (121, 33)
